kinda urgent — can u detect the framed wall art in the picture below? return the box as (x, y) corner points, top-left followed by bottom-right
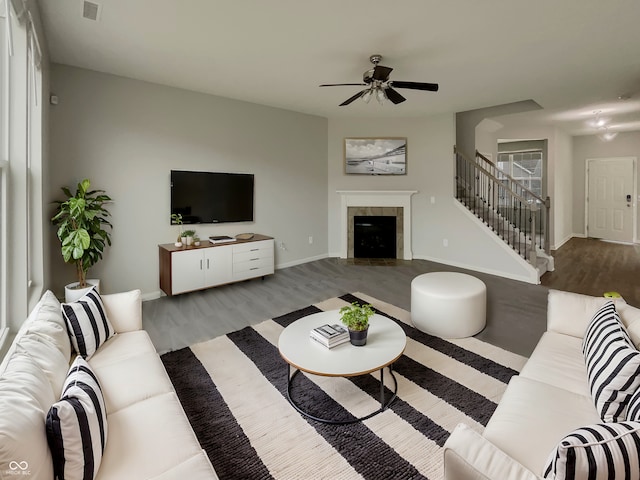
(344, 137), (407, 175)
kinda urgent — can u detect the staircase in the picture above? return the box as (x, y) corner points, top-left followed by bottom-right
(454, 148), (554, 279)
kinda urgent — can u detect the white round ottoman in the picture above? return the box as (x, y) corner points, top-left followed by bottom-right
(411, 272), (486, 338)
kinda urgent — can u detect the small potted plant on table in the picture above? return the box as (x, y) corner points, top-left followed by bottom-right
(340, 301), (375, 346)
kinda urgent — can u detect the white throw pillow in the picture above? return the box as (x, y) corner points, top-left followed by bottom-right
(582, 301), (640, 422)
(543, 422), (640, 480)
(46, 357), (108, 480)
(62, 287), (115, 359)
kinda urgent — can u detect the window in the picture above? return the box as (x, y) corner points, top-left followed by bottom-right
(497, 150), (544, 198)
(0, 0), (45, 354)
(0, 0), (9, 341)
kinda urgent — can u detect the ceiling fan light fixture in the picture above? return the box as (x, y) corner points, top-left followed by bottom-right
(600, 128), (618, 141)
(362, 89), (373, 104)
(375, 87), (386, 105)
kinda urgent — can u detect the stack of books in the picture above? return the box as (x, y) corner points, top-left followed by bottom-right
(209, 235), (235, 244)
(310, 324), (349, 349)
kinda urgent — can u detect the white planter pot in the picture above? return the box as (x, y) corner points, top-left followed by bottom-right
(186, 236), (193, 246)
(64, 279), (100, 303)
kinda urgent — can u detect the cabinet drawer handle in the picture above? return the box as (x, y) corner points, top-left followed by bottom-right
(250, 248), (259, 252)
(250, 267), (259, 271)
(250, 258), (260, 261)
(207, 259), (210, 269)
(200, 260), (203, 270)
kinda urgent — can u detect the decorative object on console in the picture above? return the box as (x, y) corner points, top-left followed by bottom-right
(209, 235), (234, 244)
(46, 356), (107, 480)
(51, 178), (113, 301)
(235, 233), (254, 240)
(339, 301), (374, 346)
(193, 235), (201, 246)
(61, 287), (114, 359)
(344, 137), (406, 175)
(171, 213), (183, 246)
(182, 229), (196, 246)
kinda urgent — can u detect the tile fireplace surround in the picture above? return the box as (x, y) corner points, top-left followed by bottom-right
(338, 190), (417, 260)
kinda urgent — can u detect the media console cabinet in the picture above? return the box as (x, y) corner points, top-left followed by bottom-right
(158, 234), (274, 296)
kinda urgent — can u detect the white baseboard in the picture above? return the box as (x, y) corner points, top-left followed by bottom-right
(413, 254), (539, 285)
(276, 253), (329, 270)
(551, 234), (576, 251)
(142, 291), (162, 302)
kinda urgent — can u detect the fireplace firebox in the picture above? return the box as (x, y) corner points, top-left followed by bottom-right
(354, 216), (397, 258)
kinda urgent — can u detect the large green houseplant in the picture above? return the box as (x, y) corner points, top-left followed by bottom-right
(51, 178), (113, 291)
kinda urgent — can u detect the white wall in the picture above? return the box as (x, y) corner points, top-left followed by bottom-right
(573, 131), (640, 241)
(554, 129), (574, 248)
(328, 115), (535, 282)
(49, 65), (328, 299)
(486, 124), (575, 249)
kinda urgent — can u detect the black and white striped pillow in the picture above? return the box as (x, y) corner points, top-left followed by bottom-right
(582, 301), (640, 422)
(543, 422), (640, 479)
(627, 388), (640, 422)
(46, 357), (108, 480)
(62, 287), (115, 359)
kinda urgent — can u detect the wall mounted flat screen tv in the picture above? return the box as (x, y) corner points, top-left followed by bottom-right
(171, 170), (254, 224)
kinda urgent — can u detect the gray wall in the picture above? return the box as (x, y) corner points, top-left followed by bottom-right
(49, 65), (328, 299)
(573, 131), (640, 241)
(482, 124), (574, 249)
(328, 115), (535, 283)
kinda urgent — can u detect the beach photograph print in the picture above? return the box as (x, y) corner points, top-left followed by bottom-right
(344, 138), (407, 175)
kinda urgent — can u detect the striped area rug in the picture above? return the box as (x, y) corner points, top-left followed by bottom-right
(161, 292), (527, 480)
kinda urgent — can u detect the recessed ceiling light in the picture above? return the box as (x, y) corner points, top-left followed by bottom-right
(618, 94), (631, 101)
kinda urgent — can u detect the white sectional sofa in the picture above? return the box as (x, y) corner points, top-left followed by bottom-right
(0, 289), (219, 480)
(443, 289), (640, 479)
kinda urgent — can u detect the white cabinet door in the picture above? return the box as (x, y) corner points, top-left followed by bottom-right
(204, 246), (232, 287)
(172, 249), (205, 294)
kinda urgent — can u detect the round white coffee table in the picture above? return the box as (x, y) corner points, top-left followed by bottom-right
(278, 310), (406, 424)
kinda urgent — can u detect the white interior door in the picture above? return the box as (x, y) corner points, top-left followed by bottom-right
(587, 157), (636, 243)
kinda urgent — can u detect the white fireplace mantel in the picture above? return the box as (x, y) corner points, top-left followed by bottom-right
(337, 190), (418, 260)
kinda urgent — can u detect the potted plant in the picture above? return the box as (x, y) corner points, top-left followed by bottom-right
(171, 213), (183, 246)
(182, 229), (196, 246)
(51, 179), (113, 302)
(340, 302), (375, 346)
(193, 235), (201, 246)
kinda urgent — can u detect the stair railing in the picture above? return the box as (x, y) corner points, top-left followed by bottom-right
(454, 147), (551, 264)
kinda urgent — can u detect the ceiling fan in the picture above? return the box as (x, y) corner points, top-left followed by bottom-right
(320, 54), (439, 106)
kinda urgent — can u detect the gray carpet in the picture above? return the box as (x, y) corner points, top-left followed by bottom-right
(161, 293), (527, 480)
(145, 258), (549, 357)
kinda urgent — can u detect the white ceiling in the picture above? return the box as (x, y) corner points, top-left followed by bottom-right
(37, 0), (640, 136)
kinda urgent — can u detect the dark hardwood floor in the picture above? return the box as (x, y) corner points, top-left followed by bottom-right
(541, 237), (640, 307)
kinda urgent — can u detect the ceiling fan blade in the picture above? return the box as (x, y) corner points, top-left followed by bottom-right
(384, 87), (406, 105)
(390, 81), (439, 92)
(320, 83), (367, 87)
(339, 90), (366, 106)
(372, 65), (393, 81)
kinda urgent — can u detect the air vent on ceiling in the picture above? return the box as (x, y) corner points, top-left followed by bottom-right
(82, 1), (101, 21)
